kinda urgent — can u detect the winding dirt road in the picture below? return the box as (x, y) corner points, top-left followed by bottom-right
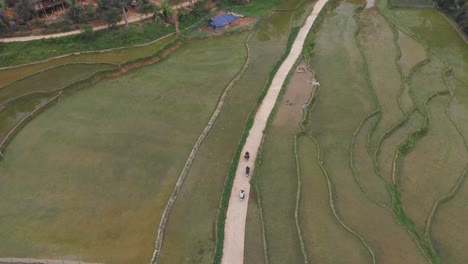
(221, 0), (330, 263)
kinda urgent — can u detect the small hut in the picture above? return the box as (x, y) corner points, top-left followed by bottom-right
(209, 13), (241, 29)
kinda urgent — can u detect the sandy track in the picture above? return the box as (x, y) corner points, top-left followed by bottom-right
(0, 1), (196, 43)
(221, 0), (330, 263)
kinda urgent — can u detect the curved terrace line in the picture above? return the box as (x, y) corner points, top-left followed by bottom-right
(219, 0), (370, 262)
(149, 32), (253, 264)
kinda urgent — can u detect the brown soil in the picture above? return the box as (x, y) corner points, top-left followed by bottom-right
(274, 62), (314, 127)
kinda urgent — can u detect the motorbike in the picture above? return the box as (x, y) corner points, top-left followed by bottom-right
(240, 190), (245, 201)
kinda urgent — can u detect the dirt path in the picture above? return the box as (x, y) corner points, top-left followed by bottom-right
(221, 0), (330, 263)
(0, 1), (196, 43)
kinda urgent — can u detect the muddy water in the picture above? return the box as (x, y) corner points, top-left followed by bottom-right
(0, 34), (174, 156)
(0, 93), (57, 143)
(0, 34), (175, 88)
(0, 63), (115, 104)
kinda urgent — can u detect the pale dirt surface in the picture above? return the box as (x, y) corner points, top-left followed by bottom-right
(0, 1), (196, 43)
(221, 0), (330, 263)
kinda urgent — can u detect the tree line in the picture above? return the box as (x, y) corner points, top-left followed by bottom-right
(435, 0), (467, 35)
(0, 0), (189, 33)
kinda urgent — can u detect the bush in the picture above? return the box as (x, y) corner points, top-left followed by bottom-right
(85, 3), (98, 21)
(80, 24), (93, 39)
(65, 1), (85, 24)
(14, 0), (35, 24)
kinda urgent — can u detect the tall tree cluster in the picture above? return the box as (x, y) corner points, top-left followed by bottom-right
(436, 0), (468, 35)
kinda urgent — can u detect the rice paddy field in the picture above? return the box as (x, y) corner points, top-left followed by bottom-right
(246, 0), (468, 263)
(0, 33), (248, 263)
(0, 0), (467, 262)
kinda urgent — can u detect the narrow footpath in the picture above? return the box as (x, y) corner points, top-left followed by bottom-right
(0, 1), (195, 43)
(221, 0), (330, 263)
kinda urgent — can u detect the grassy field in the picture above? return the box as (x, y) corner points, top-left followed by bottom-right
(158, 9), (294, 263)
(0, 33), (248, 263)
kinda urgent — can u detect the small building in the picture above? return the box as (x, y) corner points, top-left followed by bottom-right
(209, 13), (241, 29)
(28, 0), (67, 17)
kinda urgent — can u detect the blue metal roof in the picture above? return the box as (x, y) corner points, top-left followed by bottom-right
(209, 14), (239, 28)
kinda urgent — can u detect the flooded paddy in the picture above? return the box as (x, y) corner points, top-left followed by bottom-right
(247, 0), (468, 263)
(0, 0), (467, 262)
(0, 34), (175, 88)
(159, 8), (297, 263)
(0, 33), (248, 263)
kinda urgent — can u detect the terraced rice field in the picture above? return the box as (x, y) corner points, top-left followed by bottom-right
(246, 0), (468, 263)
(0, 0), (467, 263)
(0, 33), (248, 263)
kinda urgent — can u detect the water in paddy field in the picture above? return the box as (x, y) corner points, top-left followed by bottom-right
(304, 0), (468, 262)
(0, 34), (174, 156)
(0, 93), (56, 144)
(0, 34), (175, 88)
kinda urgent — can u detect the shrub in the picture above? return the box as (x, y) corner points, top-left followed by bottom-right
(85, 3), (98, 21)
(14, 0), (35, 24)
(80, 24), (93, 39)
(65, 0), (85, 24)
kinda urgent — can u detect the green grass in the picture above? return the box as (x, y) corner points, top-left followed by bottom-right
(158, 11), (293, 264)
(229, 0), (282, 17)
(0, 33), (248, 263)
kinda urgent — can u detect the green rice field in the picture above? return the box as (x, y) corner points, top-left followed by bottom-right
(245, 0), (468, 263)
(0, 0), (467, 263)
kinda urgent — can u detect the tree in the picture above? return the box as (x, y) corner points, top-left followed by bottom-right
(102, 6), (121, 28)
(14, 0), (35, 24)
(65, 0), (84, 23)
(98, 0), (131, 28)
(456, 3), (468, 34)
(137, 0), (157, 20)
(85, 3), (98, 21)
(160, 1), (173, 23)
(0, 8), (8, 34)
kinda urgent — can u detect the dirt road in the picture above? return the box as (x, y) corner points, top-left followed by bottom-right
(221, 0), (330, 263)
